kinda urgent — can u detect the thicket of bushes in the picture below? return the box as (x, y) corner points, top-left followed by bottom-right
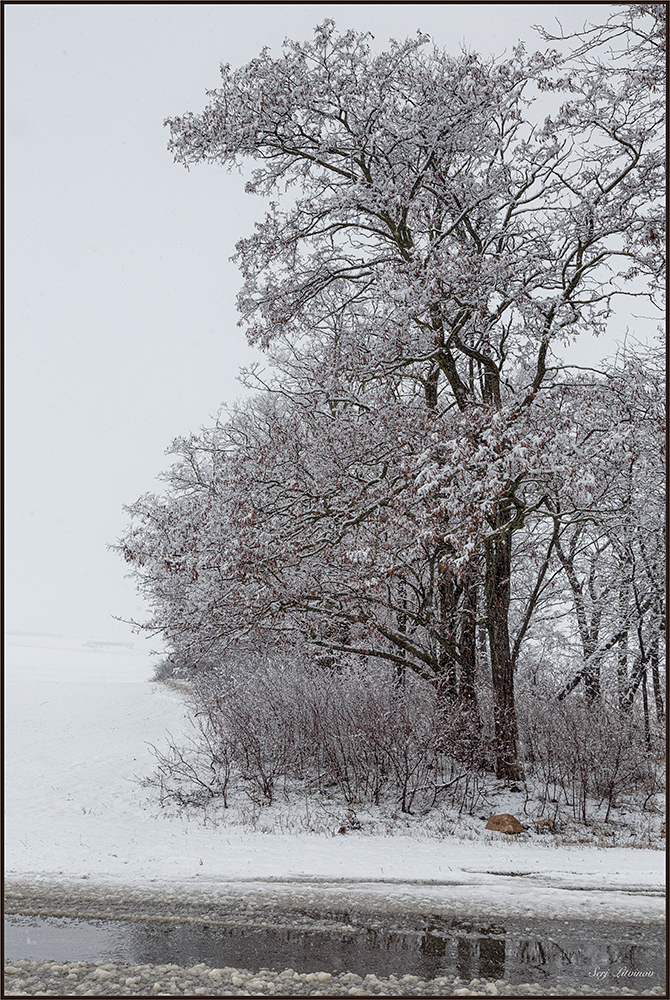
(147, 652), (664, 831)
(517, 698), (663, 824)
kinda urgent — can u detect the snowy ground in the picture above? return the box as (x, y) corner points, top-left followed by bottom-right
(4, 633), (665, 923)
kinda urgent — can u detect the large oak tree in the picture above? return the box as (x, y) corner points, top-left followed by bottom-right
(122, 9), (664, 780)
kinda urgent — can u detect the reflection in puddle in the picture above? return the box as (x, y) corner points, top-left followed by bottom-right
(449, 933), (506, 982)
(4, 914), (665, 990)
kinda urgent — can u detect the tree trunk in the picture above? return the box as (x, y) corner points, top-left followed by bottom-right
(393, 583), (407, 691)
(641, 665), (651, 752)
(554, 530), (604, 704)
(485, 513), (523, 781)
(436, 572), (459, 704)
(616, 554), (633, 709)
(456, 566), (483, 768)
(617, 632), (629, 709)
(459, 564), (480, 724)
(650, 630), (664, 723)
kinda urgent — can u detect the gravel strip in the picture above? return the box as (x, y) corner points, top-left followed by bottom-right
(3, 961), (666, 997)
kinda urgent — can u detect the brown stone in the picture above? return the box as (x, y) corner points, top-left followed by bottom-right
(485, 813), (524, 834)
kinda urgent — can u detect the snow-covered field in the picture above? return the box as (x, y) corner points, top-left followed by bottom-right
(4, 633), (665, 923)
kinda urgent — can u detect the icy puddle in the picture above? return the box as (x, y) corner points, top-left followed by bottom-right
(4, 913), (665, 990)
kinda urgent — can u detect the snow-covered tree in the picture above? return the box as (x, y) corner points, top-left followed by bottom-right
(122, 9), (664, 781)
(552, 346), (665, 721)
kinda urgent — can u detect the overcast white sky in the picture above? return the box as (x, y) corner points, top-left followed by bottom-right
(6, 4), (629, 644)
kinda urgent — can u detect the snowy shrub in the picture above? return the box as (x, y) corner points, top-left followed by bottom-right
(147, 722), (234, 809)
(152, 657), (181, 681)
(147, 653), (490, 814)
(518, 694), (664, 823)
(146, 644), (664, 842)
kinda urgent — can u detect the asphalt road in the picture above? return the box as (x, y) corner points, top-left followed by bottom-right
(4, 878), (666, 993)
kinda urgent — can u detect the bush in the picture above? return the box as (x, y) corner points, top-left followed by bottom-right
(147, 653), (489, 814)
(518, 694), (664, 823)
(147, 651), (664, 833)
